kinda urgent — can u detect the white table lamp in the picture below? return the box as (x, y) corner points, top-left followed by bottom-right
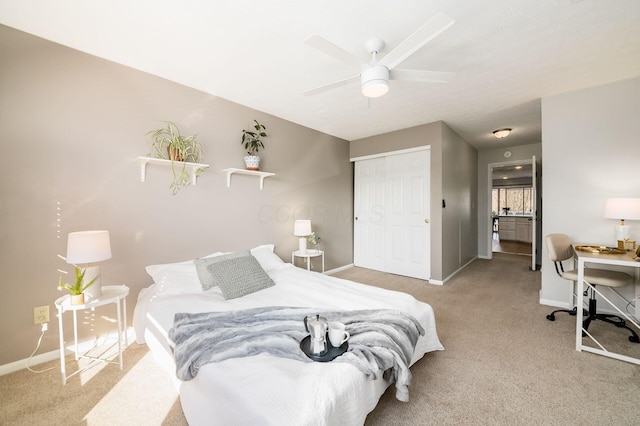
(294, 220), (312, 255)
(66, 230), (111, 300)
(604, 198), (640, 242)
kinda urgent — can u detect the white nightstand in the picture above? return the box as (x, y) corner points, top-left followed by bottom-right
(55, 285), (129, 385)
(292, 249), (325, 273)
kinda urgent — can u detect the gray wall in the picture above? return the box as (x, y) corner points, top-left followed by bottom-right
(477, 143), (543, 260)
(540, 76), (640, 307)
(349, 121), (478, 282)
(441, 124), (478, 279)
(0, 25), (353, 365)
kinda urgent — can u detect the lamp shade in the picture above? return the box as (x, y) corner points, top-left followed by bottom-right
(293, 220), (312, 237)
(604, 198), (640, 221)
(66, 230), (112, 264)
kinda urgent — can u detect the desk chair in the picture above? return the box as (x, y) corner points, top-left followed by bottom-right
(545, 233), (639, 343)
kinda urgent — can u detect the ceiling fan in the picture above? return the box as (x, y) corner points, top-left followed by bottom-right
(304, 13), (456, 98)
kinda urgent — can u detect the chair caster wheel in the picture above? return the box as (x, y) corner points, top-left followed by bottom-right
(629, 336), (640, 343)
(546, 315), (555, 321)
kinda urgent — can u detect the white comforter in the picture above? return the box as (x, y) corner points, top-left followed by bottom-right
(134, 263), (443, 426)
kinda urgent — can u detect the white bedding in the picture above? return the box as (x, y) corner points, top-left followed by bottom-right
(133, 253), (443, 426)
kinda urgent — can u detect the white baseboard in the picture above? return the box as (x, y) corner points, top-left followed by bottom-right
(0, 327), (136, 376)
(430, 256), (478, 286)
(539, 298), (571, 309)
(0, 348), (60, 376)
(330, 258), (478, 286)
(325, 263), (354, 275)
(539, 293), (639, 323)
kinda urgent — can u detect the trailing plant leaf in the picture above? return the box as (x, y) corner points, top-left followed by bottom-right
(147, 121), (203, 194)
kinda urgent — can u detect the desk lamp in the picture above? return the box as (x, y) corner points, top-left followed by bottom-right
(604, 198), (640, 242)
(66, 230), (111, 300)
(294, 220), (312, 255)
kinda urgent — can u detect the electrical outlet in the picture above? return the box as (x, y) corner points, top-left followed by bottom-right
(33, 305), (49, 325)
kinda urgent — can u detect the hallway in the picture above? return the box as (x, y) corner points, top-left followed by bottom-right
(492, 237), (532, 255)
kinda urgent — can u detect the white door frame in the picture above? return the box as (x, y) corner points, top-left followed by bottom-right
(530, 155), (537, 271)
(350, 146), (431, 162)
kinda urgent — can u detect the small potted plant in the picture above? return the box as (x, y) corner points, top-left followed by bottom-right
(241, 119), (268, 170)
(58, 267), (99, 305)
(308, 232), (321, 252)
(147, 122), (204, 194)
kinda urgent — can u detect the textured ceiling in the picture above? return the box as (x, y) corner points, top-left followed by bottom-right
(1, 0), (639, 150)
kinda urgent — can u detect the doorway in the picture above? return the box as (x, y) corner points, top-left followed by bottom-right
(490, 160), (535, 259)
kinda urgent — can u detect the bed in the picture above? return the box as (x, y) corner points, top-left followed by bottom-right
(133, 244), (443, 425)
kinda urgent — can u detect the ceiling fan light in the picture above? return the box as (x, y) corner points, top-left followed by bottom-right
(493, 128), (512, 138)
(361, 65), (390, 98)
(362, 80), (389, 98)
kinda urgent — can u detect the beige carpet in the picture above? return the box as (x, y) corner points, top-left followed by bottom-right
(2, 253), (640, 425)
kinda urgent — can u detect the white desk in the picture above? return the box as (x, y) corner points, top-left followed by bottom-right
(292, 249), (324, 273)
(575, 248), (640, 365)
(55, 285), (129, 384)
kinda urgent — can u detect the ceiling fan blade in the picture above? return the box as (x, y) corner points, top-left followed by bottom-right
(305, 35), (363, 68)
(379, 13), (455, 70)
(390, 69), (455, 83)
(303, 75), (360, 96)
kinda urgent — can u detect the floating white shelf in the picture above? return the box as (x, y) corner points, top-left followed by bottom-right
(137, 157), (210, 186)
(222, 168), (275, 190)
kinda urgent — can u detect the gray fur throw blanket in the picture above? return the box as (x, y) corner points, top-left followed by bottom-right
(168, 306), (425, 401)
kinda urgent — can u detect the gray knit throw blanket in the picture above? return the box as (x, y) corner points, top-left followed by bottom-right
(168, 306), (425, 402)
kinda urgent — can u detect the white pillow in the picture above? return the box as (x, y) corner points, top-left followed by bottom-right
(250, 244), (286, 272)
(145, 251), (226, 295)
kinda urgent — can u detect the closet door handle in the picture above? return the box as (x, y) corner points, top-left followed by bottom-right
(425, 219), (429, 223)
(355, 217), (358, 221)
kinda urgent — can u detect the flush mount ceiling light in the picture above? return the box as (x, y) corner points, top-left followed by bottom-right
(493, 128), (512, 139)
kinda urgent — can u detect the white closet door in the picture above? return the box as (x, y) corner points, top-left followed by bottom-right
(353, 157), (386, 270)
(385, 150), (430, 279)
(353, 149), (430, 280)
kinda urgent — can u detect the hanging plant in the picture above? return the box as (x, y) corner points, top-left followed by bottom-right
(147, 122), (204, 194)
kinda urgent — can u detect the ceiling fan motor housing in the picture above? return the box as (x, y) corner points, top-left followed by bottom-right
(361, 65), (390, 97)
